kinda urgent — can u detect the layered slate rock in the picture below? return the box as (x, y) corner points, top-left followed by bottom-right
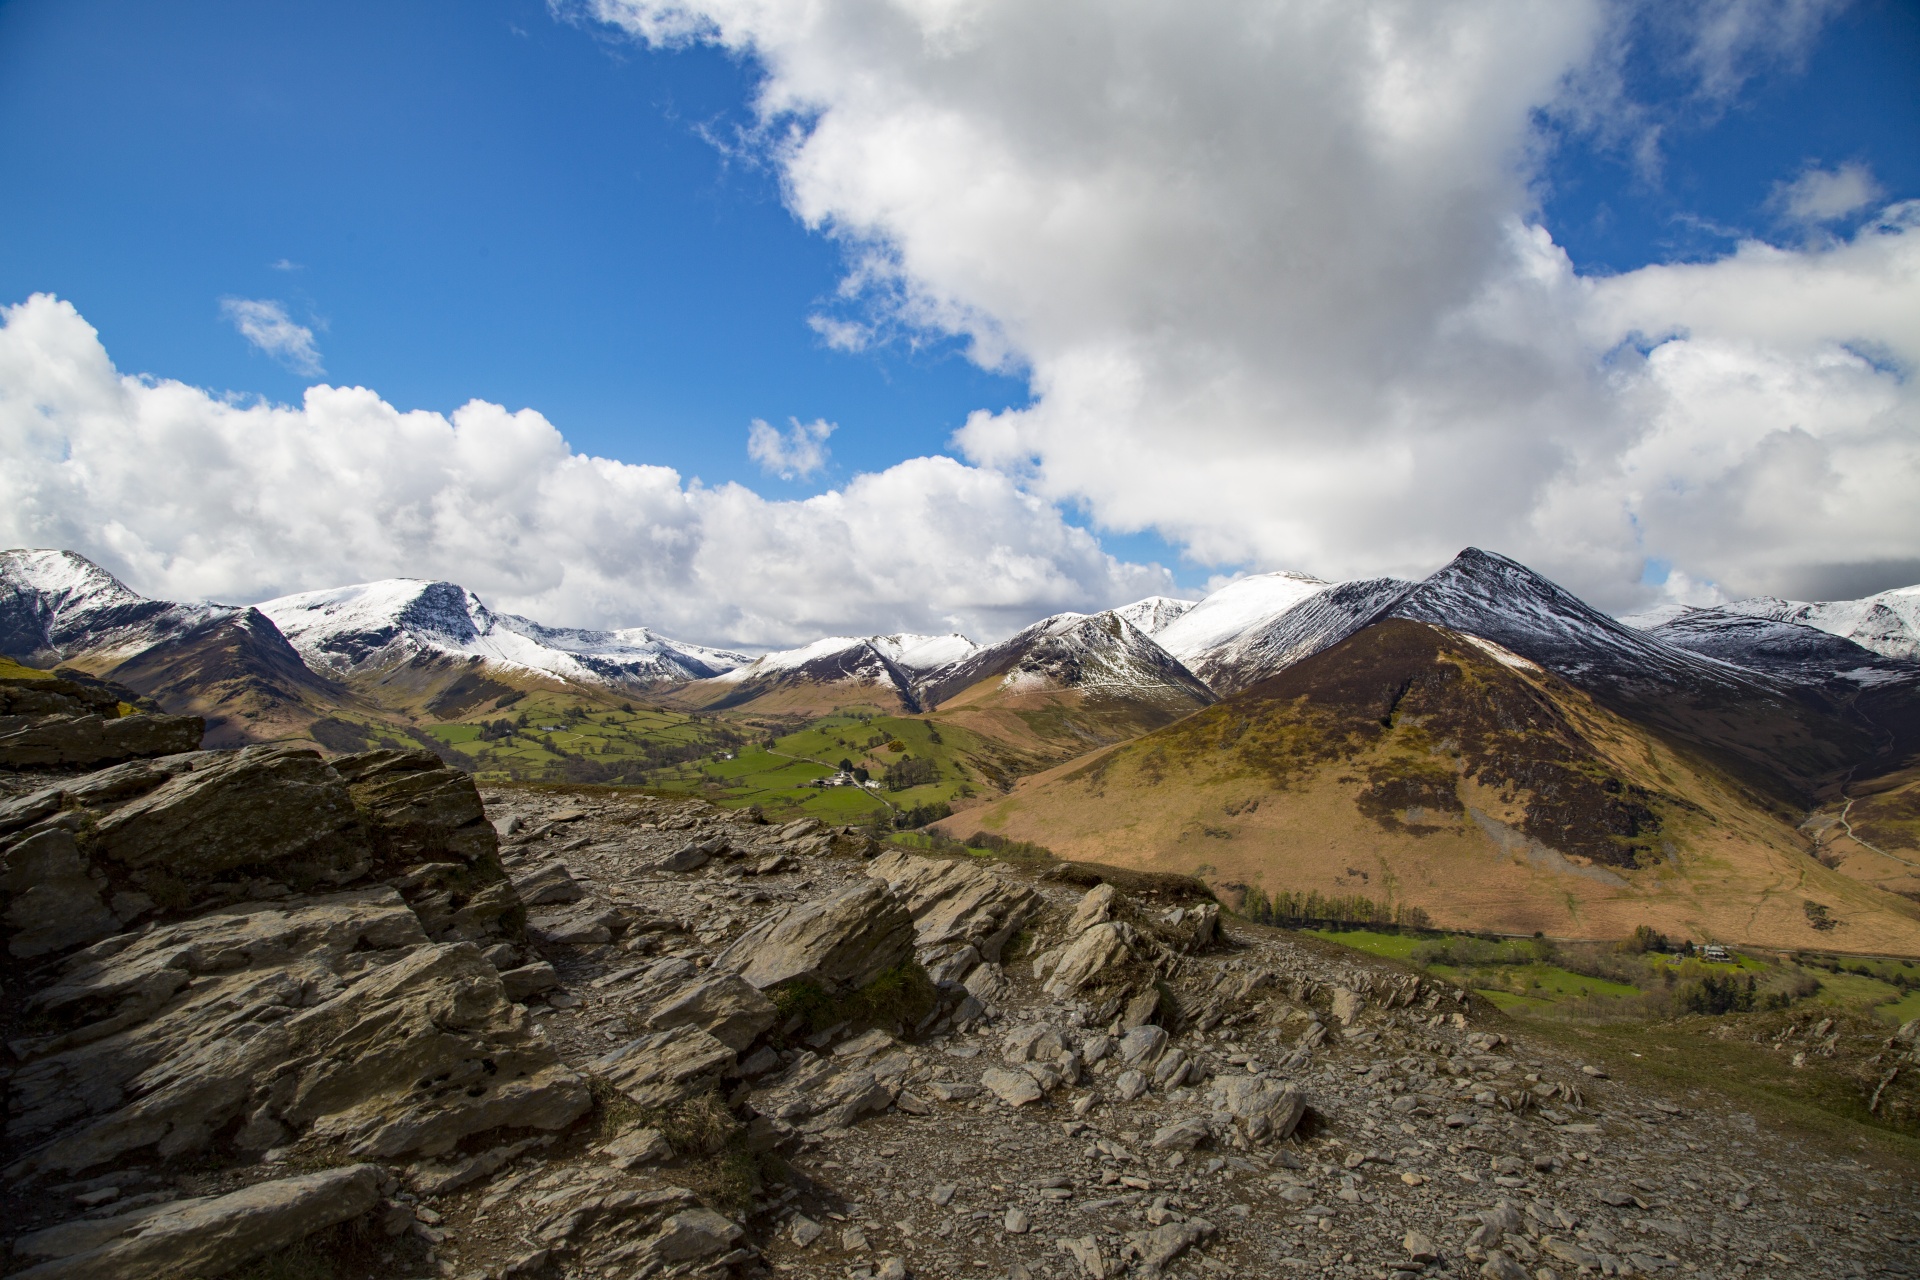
(618, 956), (779, 1053)
(9, 1163), (385, 1280)
(0, 741), (522, 951)
(866, 849), (1041, 971)
(591, 1026), (737, 1109)
(0, 670), (201, 769)
(7, 890), (589, 1175)
(331, 747), (500, 873)
(716, 879), (916, 993)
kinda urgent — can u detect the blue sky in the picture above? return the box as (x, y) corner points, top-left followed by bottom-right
(0, 0), (1028, 490)
(2, 1), (1916, 635)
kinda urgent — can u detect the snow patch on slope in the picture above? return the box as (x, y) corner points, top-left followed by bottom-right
(1153, 572), (1328, 666)
(1113, 595), (1196, 636)
(711, 632), (976, 687)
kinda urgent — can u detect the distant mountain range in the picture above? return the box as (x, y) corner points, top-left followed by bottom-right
(9, 542), (1918, 948)
(5, 544), (1917, 794)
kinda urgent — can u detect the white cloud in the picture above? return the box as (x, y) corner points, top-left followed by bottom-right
(582, 0), (1915, 609)
(747, 415), (835, 479)
(0, 294), (1166, 646)
(219, 298), (323, 375)
(1771, 161), (1884, 226)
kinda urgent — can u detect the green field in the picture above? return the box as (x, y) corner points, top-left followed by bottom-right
(422, 702), (1013, 826)
(419, 691), (734, 784)
(645, 711), (1005, 823)
(1304, 926), (1920, 1025)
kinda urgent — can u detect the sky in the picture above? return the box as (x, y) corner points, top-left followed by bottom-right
(1, 0), (1916, 646)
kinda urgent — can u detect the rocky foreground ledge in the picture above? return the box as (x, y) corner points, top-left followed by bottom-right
(2, 685), (1918, 1280)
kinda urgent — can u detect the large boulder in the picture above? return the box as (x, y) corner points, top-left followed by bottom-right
(1065, 883), (1117, 936)
(0, 673), (200, 771)
(1044, 920), (1136, 997)
(9, 1163), (384, 1280)
(7, 890), (589, 1175)
(1, 820), (121, 957)
(0, 746), (511, 945)
(1208, 1076), (1306, 1143)
(331, 748), (498, 871)
(717, 880), (916, 993)
(866, 850), (1042, 962)
(80, 744), (370, 894)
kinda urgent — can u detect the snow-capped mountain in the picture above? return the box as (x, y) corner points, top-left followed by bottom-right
(1, 549), (347, 746)
(1622, 586), (1920, 662)
(257, 579), (751, 687)
(1382, 549), (1750, 690)
(1635, 609), (1914, 689)
(695, 632), (979, 712)
(1151, 571), (1329, 669)
(918, 610), (1213, 713)
(1176, 577), (1411, 694)
(1377, 550), (1919, 799)
(1, 548), (241, 665)
(1112, 595), (1195, 636)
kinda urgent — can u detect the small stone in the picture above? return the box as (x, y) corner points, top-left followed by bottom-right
(876, 1258), (909, 1280)
(789, 1214), (824, 1247)
(982, 1066), (1046, 1107)
(1115, 1069), (1149, 1102)
(1405, 1229), (1438, 1262)
(931, 1184), (958, 1206)
(1149, 1116), (1212, 1151)
(602, 1126), (671, 1171)
(842, 1225), (869, 1251)
(499, 962), (560, 1002)
(1480, 1251), (1530, 1280)
(1004, 1207), (1031, 1234)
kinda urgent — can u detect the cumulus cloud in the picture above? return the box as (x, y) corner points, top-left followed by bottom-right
(0, 294), (1166, 646)
(1771, 161), (1885, 226)
(219, 298), (323, 375)
(747, 415), (835, 479)
(581, 0), (1916, 609)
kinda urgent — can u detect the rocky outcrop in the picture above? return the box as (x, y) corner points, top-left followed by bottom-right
(8, 891), (588, 1175)
(10, 1163), (385, 1280)
(332, 747), (499, 873)
(1043, 920), (1137, 997)
(0, 671), (201, 769)
(0, 711), (204, 769)
(3, 737), (1912, 1280)
(717, 879), (916, 992)
(866, 849), (1042, 967)
(591, 1026), (736, 1109)
(618, 957), (778, 1052)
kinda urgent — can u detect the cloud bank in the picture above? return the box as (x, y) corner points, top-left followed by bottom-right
(586, 0), (1920, 609)
(0, 295), (1166, 646)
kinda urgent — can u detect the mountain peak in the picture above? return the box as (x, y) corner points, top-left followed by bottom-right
(257, 578), (747, 685)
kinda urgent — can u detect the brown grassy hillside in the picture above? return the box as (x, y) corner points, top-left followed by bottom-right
(944, 619), (1920, 955)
